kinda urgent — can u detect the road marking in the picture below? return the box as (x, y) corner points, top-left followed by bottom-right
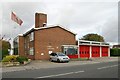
(97, 65), (118, 70)
(36, 70), (84, 78)
(74, 71), (85, 73)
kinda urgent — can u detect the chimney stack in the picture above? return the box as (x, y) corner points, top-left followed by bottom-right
(35, 13), (47, 28)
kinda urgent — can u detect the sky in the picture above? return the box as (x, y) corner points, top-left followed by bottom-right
(0, 0), (119, 47)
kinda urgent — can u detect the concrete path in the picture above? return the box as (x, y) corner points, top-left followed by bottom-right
(1, 57), (118, 73)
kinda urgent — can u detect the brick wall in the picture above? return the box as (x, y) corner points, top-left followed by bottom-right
(19, 35), (35, 59)
(35, 13), (47, 28)
(19, 36), (25, 56)
(34, 26), (76, 60)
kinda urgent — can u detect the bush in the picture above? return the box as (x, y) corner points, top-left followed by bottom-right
(110, 48), (120, 56)
(2, 55), (18, 62)
(2, 49), (9, 59)
(16, 56), (28, 64)
(0, 50), (2, 61)
(2, 55), (29, 64)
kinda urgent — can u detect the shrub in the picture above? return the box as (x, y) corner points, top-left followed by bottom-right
(2, 55), (18, 62)
(110, 48), (120, 56)
(2, 49), (9, 59)
(16, 56), (28, 64)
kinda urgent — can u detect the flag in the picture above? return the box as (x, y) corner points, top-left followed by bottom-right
(11, 12), (23, 26)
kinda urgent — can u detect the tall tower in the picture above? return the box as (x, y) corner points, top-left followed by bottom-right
(35, 13), (47, 28)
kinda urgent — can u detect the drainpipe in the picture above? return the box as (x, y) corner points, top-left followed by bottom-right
(100, 46), (102, 57)
(108, 46), (110, 57)
(90, 46), (92, 58)
(78, 39), (80, 58)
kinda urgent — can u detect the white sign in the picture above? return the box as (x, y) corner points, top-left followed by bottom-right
(48, 51), (53, 54)
(41, 53), (44, 55)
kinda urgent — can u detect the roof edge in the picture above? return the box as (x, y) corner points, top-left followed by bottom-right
(34, 25), (77, 35)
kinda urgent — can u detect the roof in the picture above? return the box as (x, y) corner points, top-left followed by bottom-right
(113, 45), (120, 48)
(22, 25), (76, 36)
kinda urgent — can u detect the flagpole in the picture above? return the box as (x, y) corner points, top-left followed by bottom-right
(10, 11), (17, 55)
(11, 11), (23, 55)
(10, 11), (13, 55)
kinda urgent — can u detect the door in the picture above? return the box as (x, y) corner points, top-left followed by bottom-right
(102, 46), (108, 57)
(79, 45), (90, 58)
(92, 46), (100, 57)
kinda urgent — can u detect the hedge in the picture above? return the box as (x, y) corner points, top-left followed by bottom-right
(110, 48), (120, 56)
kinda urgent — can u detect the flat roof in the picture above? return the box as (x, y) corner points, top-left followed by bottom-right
(78, 40), (109, 46)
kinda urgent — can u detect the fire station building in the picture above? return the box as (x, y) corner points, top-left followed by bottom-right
(13, 13), (76, 60)
(13, 12), (110, 60)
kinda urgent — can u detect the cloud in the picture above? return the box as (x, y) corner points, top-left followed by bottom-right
(101, 16), (118, 42)
(1, 1), (118, 45)
(44, 2), (118, 42)
(2, 2), (46, 38)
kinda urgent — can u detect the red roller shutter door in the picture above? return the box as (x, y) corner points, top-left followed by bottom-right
(92, 46), (100, 57)
(102, 46), (108, 57)
(79, 45), (90, 58)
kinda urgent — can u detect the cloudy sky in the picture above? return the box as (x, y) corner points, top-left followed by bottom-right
(0, 0), (119, 47)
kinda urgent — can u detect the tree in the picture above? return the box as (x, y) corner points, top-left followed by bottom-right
(0, 40), (11, 59)
(81, 33), (105, 42)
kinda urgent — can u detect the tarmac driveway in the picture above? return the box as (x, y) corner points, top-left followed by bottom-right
(1, 57), (118, 73)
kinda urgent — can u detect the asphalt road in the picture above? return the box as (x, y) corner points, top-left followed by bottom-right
(2, 61), (119, 78)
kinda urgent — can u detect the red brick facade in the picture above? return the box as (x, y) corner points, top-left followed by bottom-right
(18, 26), (76, 60)
(34, 26), (76, 60)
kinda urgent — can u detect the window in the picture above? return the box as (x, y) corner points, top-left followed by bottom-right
(29, 47), (34, 55)
(67, 48), (77, 55)
(13, 37), (19, 55)
(30, 32), (34, 41)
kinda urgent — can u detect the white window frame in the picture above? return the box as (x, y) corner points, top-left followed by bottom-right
(29, 47), (34, 55)
(30, 32), (34, 41)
